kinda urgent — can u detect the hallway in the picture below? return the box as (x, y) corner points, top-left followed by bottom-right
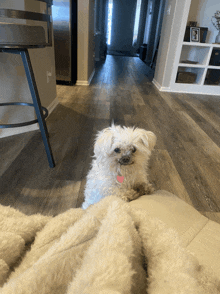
(1, 55), (220, 223)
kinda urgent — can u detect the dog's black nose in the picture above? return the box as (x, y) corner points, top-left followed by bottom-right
(120, 156), (130, 164)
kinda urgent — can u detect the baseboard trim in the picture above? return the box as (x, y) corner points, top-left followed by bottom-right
(152, 79), (162, 90)
(152, 79), (220, 95)
(152, 78), (160, 90)
(76, 69), (95, 86)
(47, 97), (59, 116)
(76, 80), (90, 86)
(152, 79), (171, 92)
(88, 69), (95, 85)
(0, 97), (59, 139)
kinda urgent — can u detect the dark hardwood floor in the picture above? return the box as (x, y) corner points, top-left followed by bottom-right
(1, 55), (220, 223)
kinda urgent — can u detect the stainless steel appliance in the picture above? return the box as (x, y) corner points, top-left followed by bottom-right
(52, 0), (77, 85)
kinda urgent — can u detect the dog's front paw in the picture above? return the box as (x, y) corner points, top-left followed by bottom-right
(134, 182), (154, 196)
(146, 183), (155, 194)
(120, 189), (140, 202)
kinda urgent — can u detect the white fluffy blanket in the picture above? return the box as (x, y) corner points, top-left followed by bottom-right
(0, 204), (51, 286)
(0, 197), (220, 294)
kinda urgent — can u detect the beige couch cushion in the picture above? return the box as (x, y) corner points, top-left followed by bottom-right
(129, 190), (220, 276)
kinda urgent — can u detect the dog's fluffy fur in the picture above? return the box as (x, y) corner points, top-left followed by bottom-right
(82, 124), (157, 209)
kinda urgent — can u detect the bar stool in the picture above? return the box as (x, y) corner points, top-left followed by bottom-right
(0, 0), (55, 168)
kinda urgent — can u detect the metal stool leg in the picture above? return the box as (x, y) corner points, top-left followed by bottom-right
(20, 50), (55, 168)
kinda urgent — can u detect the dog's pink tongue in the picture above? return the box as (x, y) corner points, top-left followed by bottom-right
(117, 176), (124, 183)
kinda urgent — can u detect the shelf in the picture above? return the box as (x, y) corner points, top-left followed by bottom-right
(179, 44), (211, 66)
(176, 66), (205, 85)
(204, 69), (220, 85)
(156, 0), (220, 96)
(209, 47), (220, 66)
(175, 41), (220, 89)
(182, 42), (220, 48)
(179, 63), (205, 68)
(208, 65), (220, 69)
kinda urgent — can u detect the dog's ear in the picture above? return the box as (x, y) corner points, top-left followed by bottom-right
(94, 128), (114, 157)
(139, 130), (157, 151)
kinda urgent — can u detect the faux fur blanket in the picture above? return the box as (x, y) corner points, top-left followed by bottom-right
(0, 204), (51, 286)
(0, 197), (220, 294)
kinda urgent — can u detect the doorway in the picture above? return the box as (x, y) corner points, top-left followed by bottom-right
(94, 0), (166, 72)
(106, 0), (138, 57)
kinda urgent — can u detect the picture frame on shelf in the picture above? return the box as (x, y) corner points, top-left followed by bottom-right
(184, 27), (208, 43)
(190, 27), (200, 42)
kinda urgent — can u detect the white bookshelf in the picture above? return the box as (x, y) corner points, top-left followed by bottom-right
(153, 0), (220, 96)
(169, 42), (220, 95)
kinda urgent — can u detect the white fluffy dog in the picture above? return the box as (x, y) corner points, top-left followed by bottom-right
(82, 124), (157, 209)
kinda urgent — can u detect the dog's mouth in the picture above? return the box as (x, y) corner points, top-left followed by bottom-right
(118, 157), (134, 166)
(120, 162), (134, 166)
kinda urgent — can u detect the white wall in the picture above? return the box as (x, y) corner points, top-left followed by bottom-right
(188, 0), (219, 43)
(88, 0), (95, 81)
(153, 0), (191, 88)
(0, 0), (57, 138)
(153, 0), (177, 87)
(77, 0), (89, 84)
(77, 0), (95, 85)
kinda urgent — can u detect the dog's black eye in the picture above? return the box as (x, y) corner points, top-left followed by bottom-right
(132, 146), (136, 153)
(114, 148), (121, 153)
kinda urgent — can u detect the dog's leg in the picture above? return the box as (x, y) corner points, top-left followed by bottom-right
(119, 182), (155, 202)
(134, 182), (155, 196)
(118, 189), (141, 202)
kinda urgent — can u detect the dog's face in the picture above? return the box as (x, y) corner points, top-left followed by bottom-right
(93, 125), (156, 169)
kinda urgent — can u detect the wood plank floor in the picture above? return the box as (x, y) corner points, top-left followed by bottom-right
(0, 55), (220, 224)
